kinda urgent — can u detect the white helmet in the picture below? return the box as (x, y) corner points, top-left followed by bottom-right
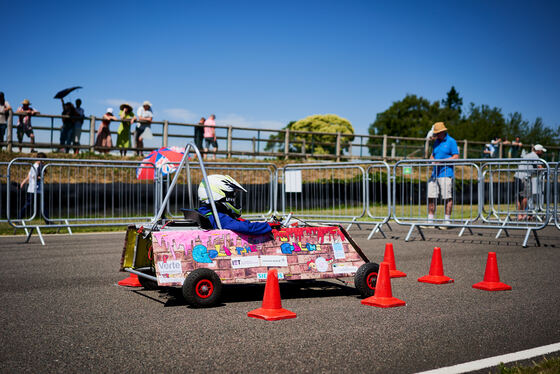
(198, 174), (247, 217)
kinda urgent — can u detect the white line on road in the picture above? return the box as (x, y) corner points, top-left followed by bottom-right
(415, 342), (560, 374)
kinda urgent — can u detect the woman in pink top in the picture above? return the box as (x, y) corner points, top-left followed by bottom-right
(95, 108), (118, 153)
(203, 114), (217, 160)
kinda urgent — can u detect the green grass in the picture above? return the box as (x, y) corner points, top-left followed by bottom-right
(493, 356), (560, 374)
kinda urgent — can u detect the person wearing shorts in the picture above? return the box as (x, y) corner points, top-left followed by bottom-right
(514, 144), (546, 220)
(16, 99), (39, 152)
(427, 122), (459, 228)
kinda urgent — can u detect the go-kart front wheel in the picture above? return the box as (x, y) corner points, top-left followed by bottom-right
(182, 268), (222, 308)
(354, 262), (379, 298)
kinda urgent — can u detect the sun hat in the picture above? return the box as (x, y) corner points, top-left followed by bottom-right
(120, 103), (132, 111)
(432, 122), (447, 134)
(142, 101), (152, 107)
(534, 144), (547, 152)
(106, 108), (113, 114)
(22, 99), (30, 105)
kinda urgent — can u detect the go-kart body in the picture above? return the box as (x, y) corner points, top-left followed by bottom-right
(121, 223), (369, 288)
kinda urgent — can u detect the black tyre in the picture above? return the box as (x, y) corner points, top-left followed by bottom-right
(138, 269), (159, 290)
(182, 268), (222, 308)
(354, 262), (379, 298)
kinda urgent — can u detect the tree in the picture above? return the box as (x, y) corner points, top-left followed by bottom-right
(442, 86), (463, 114)
(451, 103), (505, 141)
(368, 94), (441, 139)
(265, 114), (354, 156)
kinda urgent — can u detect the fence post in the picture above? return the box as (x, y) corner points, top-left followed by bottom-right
(251, 137), (256, 156)
(302, 138), (307, 159)
(424, 138), (430, 158)
(7, 110), (13, 152)
(463, 139), (468, 159)
(227, 125), (232, 158)
(163, 120), (168, 147)
(498, 142), (503, 158)
(89, 115), (95, 152)
(335, 132), (341, 162)
(284, 129), (290, 160)
(382, 134), (388, 160)
(391, 143), (396, 158)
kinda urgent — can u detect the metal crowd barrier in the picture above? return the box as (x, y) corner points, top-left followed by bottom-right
(2, 154), (556, 248)
(392, 158), (551, 247)
(280, 162), (392, 237)
(6, 158), (157, 245)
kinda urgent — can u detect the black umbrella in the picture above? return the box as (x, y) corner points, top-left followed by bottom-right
(54, 86), (82, 99)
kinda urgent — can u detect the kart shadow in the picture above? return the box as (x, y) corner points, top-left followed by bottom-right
(133, 280), (360, 308)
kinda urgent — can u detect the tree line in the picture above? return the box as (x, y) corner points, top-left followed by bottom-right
(266, 87), (558, 156)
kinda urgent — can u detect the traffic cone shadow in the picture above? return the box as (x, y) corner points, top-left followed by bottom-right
(383, 243), (407, 278)
(361, 262), (406, 308)
(472, 252), (512, 291)
(418, 247), (454, 284)
(118, 272), (142, 287)
(248, 269), (297, 321)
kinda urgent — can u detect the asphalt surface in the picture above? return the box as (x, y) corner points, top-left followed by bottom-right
(1, 225), (559, 373)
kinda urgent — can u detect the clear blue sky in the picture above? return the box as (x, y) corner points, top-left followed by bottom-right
(3, 0), (559, 137)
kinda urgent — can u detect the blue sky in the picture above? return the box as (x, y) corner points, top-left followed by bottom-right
(3, 0), (559, 138)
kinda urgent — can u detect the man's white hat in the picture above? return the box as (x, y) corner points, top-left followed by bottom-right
(534, 144), (547, 152)
(106, 107), (113, 114)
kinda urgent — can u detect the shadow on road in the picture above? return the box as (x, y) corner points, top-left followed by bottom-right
(131, 279), (359, 308)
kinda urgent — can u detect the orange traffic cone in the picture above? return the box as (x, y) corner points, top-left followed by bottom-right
(248, 269), (297, 321)
(383, 243), (407, 278)
(118, 273), (142, 287)
(418, 247), (454, 284)
(472, 252), (512, 291)
(361, 262), (405, 308)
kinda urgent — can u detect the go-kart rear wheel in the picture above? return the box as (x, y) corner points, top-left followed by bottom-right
(182, 268), (222, 308)
(138, 269), (158, 290)
(355, 262), (379, 298)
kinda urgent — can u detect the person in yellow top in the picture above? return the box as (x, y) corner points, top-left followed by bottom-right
(117, 103), (135, 156)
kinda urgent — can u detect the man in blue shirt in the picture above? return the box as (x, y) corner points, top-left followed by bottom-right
(427, 122), (459, 228)
(197, 174), (275, 235)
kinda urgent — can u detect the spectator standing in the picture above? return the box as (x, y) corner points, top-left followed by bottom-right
(510, 136), (523, 158)
(515, 144), (546, 220)
(135, 101), (153, 156)
(117, 103), (135, 156)
(490, 137), (501, 158)
(483, 143), (495, 158)
(203, 114), (218, 160)
(0, 92), (12, 146)
(16, 99), (39, 152)
(426, 122), (459, 228)
(60, 99), (76, 153)
(19, 152), (50, 224)
(73, 99), (85, 154)
(95, 108), (117, 153)
(194, 117), (205, 153)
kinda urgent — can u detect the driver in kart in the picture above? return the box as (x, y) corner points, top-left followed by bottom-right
(197, 174), (280, 235)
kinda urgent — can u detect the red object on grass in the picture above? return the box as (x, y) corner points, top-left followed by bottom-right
(136, 147), (185, 180)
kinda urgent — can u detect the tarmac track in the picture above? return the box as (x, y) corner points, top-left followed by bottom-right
(0, 225), (559, 373)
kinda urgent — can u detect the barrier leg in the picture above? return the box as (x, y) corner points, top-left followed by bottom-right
(386, 222), (393, 231)
(458, 220), (474, 237)
(367, 223), (386, 240)
(405, 224), (425, 242)
(35, 226), (45, 246)
(65, 219), (73, 235)
(522, 229), (540, 248)
(496, 217), (510, 239)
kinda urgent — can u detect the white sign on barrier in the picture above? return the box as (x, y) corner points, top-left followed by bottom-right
(285, 170), (302, 193)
